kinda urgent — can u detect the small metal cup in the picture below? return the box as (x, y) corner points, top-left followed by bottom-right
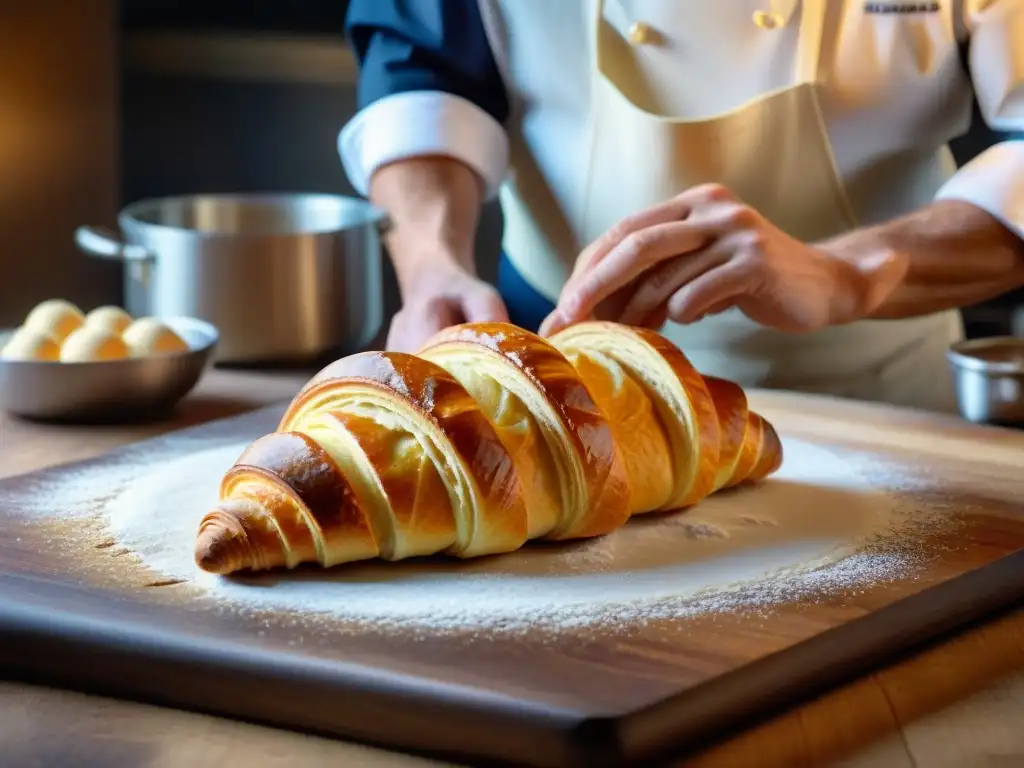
(946, 336), (1024, 426)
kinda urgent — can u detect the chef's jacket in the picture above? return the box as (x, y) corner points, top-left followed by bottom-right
(336, 0), (1024, 412)
(340, 0), (1023, 235)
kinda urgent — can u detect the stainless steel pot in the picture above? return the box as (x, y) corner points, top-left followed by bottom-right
(74, 193), (386, 363)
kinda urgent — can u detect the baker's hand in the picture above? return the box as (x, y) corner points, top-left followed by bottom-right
(386, 261), (508, 353)
(539, 184), (907, 336)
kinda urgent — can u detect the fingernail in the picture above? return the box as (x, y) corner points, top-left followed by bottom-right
(538, 311), (561, 337)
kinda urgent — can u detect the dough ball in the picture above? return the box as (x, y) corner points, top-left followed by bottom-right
(1, 327), (61, 361)
(122, 317), (189, 357)
(24, 299), (85, 342)
(59, 326), (130, 362)
(84, 305), (133, 335)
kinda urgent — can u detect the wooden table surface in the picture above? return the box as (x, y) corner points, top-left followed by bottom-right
(0, 368), (1021, 768)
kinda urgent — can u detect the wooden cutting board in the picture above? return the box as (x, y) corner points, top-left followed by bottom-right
(0, 391), (1022, 768)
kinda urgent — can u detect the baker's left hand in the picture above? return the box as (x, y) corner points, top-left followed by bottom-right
(539, 184), (907, 337)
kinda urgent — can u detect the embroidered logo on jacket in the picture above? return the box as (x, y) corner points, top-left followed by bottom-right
(864, 1), (939, 12)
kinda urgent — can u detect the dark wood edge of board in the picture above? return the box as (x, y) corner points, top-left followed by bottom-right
(617, 547), (1024, 764)
(0, 587), (596, 768)
(0, 549), (1021, 768)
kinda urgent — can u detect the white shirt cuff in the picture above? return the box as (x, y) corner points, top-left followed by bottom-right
(338, 91), (509, 201)
(935, 141), (1024, 239)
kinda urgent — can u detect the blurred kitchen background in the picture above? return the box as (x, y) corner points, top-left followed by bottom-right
(0, 1), (1019, 341)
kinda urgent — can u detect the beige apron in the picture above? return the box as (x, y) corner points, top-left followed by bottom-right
(499, 0), (962, 413)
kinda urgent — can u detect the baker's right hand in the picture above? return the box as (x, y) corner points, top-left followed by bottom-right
(386, 262), (509, 353)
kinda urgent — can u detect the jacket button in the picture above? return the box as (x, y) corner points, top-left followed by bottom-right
(627, 21), (656, 45)
(752, 10), (785, 28)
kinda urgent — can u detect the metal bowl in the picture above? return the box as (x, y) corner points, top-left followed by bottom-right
(946, 336), (1024, 426)
(0, 316), (218, 423)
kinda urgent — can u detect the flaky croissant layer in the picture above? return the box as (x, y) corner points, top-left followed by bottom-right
(194, 321), (783, 575)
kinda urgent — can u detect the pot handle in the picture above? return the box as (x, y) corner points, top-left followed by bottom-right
(74, 226), (155, 263)
(74, 225), (155, 286)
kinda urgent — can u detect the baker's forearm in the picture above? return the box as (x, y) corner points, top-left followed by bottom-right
(369, 156), (485, 287)
(824, 200), (1024, 319)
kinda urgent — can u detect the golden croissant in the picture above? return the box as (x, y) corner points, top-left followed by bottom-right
(194, 321), (783, 575)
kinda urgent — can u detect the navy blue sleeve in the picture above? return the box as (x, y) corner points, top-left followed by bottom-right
(345, 0), (511, 125)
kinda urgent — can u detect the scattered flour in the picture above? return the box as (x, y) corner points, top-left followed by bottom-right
(1, 429), (965, 635)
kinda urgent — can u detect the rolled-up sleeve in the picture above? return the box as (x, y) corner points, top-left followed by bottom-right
(935, 0), (1024, 238)
(339, 0), (511, 199)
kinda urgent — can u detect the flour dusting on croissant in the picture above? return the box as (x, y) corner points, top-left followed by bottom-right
(548, 322), (722, 513)
(419, 322), (631, 541)
(194, 322), (783, 574)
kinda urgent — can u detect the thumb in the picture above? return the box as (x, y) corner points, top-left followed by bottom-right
(420, 296), (465, 341)
(461, 285), (510, 324)
(389, 297), (462, 353)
